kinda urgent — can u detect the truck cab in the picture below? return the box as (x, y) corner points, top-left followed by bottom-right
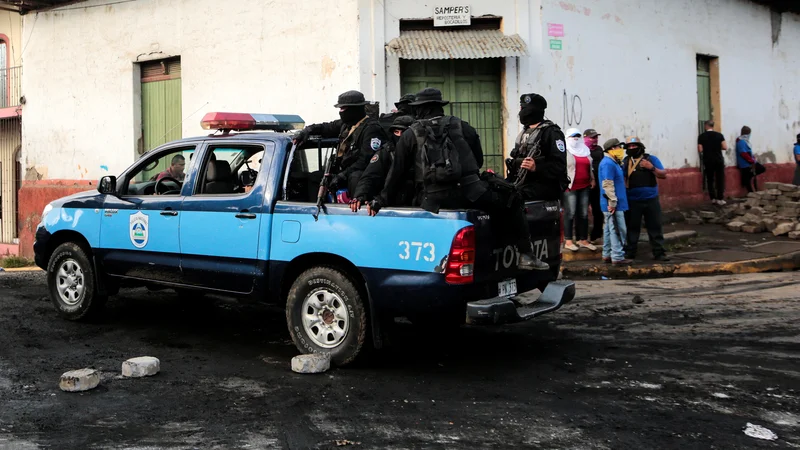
(34, 112), (575, 365)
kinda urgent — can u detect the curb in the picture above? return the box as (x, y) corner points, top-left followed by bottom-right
(562, 230), (698, 263)
(0, 266), (42, 273)
(562, 250), (800, 279)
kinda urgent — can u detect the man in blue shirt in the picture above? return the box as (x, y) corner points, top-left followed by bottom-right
(793, 133), (800, 186)
(622, 137), (669, 262)
(599, 138), (631, 265)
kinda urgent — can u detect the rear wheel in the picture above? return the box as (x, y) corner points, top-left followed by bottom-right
(47, 242), (107, 321)
(286, 266), (367, 366)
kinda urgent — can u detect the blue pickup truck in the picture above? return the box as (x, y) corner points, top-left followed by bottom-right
(34, 112), (575, 365)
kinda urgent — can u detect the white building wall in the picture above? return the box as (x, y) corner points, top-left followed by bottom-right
(363, 0), (799, 169)
(22, 0), (360, 181)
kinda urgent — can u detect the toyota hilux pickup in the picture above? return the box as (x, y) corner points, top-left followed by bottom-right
(33, 112), (575, 365)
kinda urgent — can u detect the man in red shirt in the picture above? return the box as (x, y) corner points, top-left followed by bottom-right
(156, 154), (186, 182)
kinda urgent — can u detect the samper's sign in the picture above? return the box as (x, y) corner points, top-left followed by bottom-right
(433, 5), (471, 27)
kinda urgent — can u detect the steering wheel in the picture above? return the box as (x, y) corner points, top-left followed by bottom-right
(155, 176), (182, 195)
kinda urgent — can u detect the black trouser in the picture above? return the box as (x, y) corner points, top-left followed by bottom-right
(703, 162), (725, 200)
(426, 188), (534, 254)
(588, 186), (604, 241)
(740, 168), (757, 193)
(625, 197), (666, 258)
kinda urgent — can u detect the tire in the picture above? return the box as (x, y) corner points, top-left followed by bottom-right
(47, 242), (107, 321)
(286, 266), (367, 366)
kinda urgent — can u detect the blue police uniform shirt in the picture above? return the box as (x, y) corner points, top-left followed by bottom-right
(626, 155), (664, 202)
(599, 156), (628, 212)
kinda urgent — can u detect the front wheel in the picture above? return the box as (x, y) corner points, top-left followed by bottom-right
(286, 266), (367, 366)
(47, 242), (107, 321)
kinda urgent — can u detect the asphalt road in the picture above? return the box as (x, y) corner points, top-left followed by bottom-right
(0, 271), (798, 449)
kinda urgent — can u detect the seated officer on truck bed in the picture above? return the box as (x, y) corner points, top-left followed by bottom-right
(292, 90), (387, 196)
(355, 87), (549, 271)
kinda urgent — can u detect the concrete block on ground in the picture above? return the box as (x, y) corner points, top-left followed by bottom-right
(686, 218), (703, 225)
(777, 183), (799, 192)
(795, 223), (800, 231)
(122, 357), (160, 378)
(765, 189), (782, 196)
(748, 206), (765, 215)
(773, 222), (795, 236)
(764, 204), (778, 212)
(741, 213), (761, 224)
(789, 231), (800, 240)
(59, 368), (100, 392)
(291, 353), (331, 374)
(746, 192), (760, 198)
(763, 182), (780, 190)
(742, 224), (765, 234)
(727, 221), (745, 232)
(762, 218), (777, 232)
(698, 211), (716, 220)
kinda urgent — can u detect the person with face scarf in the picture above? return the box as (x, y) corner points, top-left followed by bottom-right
(351, 115), (415, 208)
(562, 128), (597, 252)
(292, 90), (387, 196)
(598, 138), (631, 265)
(507, 94), (569, 201)
(621, 137), (669, 262)
(735, 126), (765, 192)
(379, 94), (416, 135)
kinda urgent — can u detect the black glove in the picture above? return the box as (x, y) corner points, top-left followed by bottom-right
(368, 199), (382, 214)
(293, 128), (309, 146)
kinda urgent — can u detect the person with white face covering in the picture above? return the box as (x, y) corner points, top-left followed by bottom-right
(563, 128), (597, 252)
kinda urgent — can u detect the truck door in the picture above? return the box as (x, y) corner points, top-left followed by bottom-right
(99, 145), (195, 283)
(179, 142), (272, 294)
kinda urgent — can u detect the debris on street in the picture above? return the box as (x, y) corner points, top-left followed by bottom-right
(121, 357), (160, 378)
(743, 423), (778, 441)
(291, 353), (331, 374)
(59, 368), (100, 392)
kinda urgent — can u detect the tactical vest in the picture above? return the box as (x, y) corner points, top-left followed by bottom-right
(511, 121), (555, 160)
(623, 154), (657, 189)
(337, 117), (370, 161)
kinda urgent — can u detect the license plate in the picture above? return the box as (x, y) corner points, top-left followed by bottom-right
(498, 279), (517, 297)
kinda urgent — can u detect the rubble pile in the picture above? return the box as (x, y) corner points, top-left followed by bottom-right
(685, 182), (800, 240)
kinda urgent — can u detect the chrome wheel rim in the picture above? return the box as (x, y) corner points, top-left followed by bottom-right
(56, 259), (85, 306)
(301, 288), (349, 349)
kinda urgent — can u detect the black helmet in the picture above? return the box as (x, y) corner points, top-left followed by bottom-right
(409, 88), (449, 106)
(334, 90), (369, 108)
(389, 115), (414, 132)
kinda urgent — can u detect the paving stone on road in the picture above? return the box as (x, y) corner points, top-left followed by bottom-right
(122, 357), (160, 378)
(291, 353), (331, 374)
(773, 222), (795, 236)
(726, 221), (745, 232)
(789, 231), (800, 240)
(59, 368), (100, 392)
(741, 224), (764, 234)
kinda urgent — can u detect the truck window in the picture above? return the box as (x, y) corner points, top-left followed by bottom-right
(124, 146), (196, 196)
(195, 144), (269, 196)
(284, 145), (337, 203)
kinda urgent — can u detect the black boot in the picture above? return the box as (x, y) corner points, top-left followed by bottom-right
(518, 253), (550, 271)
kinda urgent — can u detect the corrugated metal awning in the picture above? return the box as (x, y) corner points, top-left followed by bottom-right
(386, 29), (529, 60)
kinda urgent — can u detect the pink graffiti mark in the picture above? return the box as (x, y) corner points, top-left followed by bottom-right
(602, 13), (611, 20)
(615, 15), (624, 24)
(559, 1), (578, 12)
(584, 7), (591, 16)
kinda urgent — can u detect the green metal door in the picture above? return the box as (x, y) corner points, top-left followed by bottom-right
(696, 57), (711, 135)
(400, 59), (504, 173)
(141, 59), (182, 179)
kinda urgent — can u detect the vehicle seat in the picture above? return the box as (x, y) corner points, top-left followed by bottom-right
(204, 160), (235, 194)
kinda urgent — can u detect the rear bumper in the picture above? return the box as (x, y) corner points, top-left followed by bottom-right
(466, 280), (575, 325)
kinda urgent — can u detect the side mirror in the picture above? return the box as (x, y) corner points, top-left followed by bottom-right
(98, 176), (117, 195)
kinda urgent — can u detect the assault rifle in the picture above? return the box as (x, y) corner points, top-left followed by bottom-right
(314, 146), (339, 221)
(507, 125), (547, 187)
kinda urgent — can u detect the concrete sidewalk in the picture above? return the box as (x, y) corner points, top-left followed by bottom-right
(562, 222), (800, 279)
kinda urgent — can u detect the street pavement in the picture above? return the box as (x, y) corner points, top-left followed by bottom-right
(0, 271), (798, 449)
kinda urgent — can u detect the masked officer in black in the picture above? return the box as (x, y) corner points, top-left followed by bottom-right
(379, 94), (415, 134)
(351, 115), (415, 209)
(361, 87), (548, 271)
(292, 90), (387, 196)
(507, 93), (569, 201)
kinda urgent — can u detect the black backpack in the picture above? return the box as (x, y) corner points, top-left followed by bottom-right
(411, 116), (463, 187)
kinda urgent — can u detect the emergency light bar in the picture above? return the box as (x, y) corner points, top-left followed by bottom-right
(200, 112), (305, 132)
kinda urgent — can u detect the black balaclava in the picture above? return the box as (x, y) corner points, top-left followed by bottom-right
(625, 144), (645, 158)
(390, 131), (402, 145)
(397, 103), (414, 116)
(518, 93), (547, 127)
(339, 105), (366, 125)
(415, 105), (445, 120)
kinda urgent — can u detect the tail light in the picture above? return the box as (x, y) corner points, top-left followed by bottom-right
(445, 226), (475, 285)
